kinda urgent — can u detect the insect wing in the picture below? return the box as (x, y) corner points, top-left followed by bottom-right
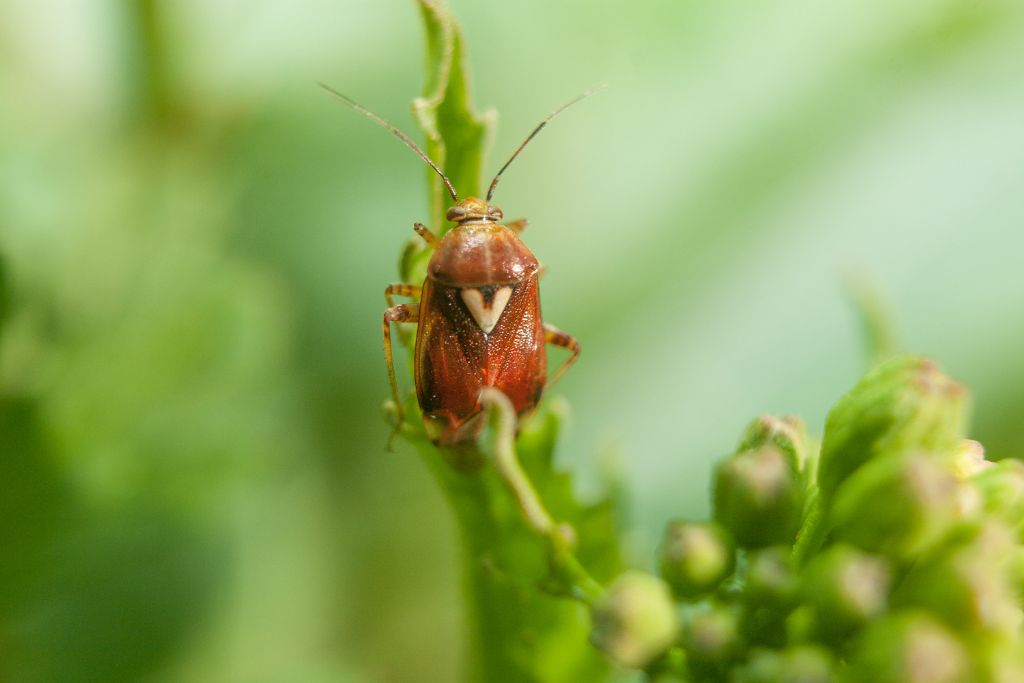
(414, 275), (547, 435)
(414, 278), (486, 424)
(481, 274), (546, 413)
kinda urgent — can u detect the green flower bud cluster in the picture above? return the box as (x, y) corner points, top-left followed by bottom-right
(588, 355), (1024, 681)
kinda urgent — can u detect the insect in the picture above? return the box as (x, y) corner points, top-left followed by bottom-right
(322, 83), (590, 446)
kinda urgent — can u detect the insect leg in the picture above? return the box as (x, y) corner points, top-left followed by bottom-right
(384, 283), (422, 308)
(385, 283), (422, 347)
(505, 218), (528, 233)
(383, 302), (420, 448)
(413, 223), (440, 247)
(543, 323), (580, 386)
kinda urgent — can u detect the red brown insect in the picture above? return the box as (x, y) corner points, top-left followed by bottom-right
(322, 84), (589, 445)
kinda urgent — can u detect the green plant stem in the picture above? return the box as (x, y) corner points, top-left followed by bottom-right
(480, 388), (605, 606)
(401, 390), (608, 681)
(124, 0), (178, 129)
(411, 436), (600, 683)
(481, 389), (555, 534)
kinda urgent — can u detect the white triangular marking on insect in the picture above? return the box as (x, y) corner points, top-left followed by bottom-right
(461, 286), (512, 335)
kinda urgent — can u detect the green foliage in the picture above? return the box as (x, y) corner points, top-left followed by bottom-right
(0, 6), (303, 680)
(400, 400), (622, 683)
(0, 124), (296, 682)
(586, 355), (1024, 681)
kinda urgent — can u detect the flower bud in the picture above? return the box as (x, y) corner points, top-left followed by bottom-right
(818, 355), (967, 500)
(745, 546), (798, 607)
(658, 521), (735, 599)
(733, 646), (836, 683)
(737, 415), (810, 475)
(980, 641), (1024, 683)
(800, 545), (890, 640)
(895, 522), (1021, 636)
(845, 612), (970, 683)
(742, 548), (799, 648)
(590, 571), (679, 669)
(950, 439), (990, 479)
(972, 459), (1024, 535)
(681, 604), (741, 665)
(713, 445), (803, 548)
(829, 453), (962, 560)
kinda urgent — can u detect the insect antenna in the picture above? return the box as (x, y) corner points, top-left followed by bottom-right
(319, 82), (458, 202)
(486, 84), (606, 202)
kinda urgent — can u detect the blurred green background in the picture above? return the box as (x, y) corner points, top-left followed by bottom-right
(2, 0), (1023, 681)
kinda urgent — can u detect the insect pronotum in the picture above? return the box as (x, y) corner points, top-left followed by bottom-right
(322, 83), (597, 446)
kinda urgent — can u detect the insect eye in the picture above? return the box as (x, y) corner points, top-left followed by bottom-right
(446, 206), (466, 221)
(490, 208), (504, 221)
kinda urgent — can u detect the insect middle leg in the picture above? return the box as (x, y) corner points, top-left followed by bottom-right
(385, 283), (422, 346)
(543, 323), (580, 386)
(413, 223), (440, 247)
(384, 283), (422, 308)
(383, 302), (420, 447)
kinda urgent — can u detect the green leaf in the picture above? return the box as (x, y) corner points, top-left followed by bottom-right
(414, 0), (493, 225)
(401, 0), (494, 285)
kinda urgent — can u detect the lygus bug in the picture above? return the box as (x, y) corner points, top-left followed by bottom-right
(322, 84), (591, 446)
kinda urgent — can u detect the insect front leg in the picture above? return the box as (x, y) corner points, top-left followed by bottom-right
(413, 223), (440, 247)
(543, 322), (580, 386)
(383, 302), (420, 448)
